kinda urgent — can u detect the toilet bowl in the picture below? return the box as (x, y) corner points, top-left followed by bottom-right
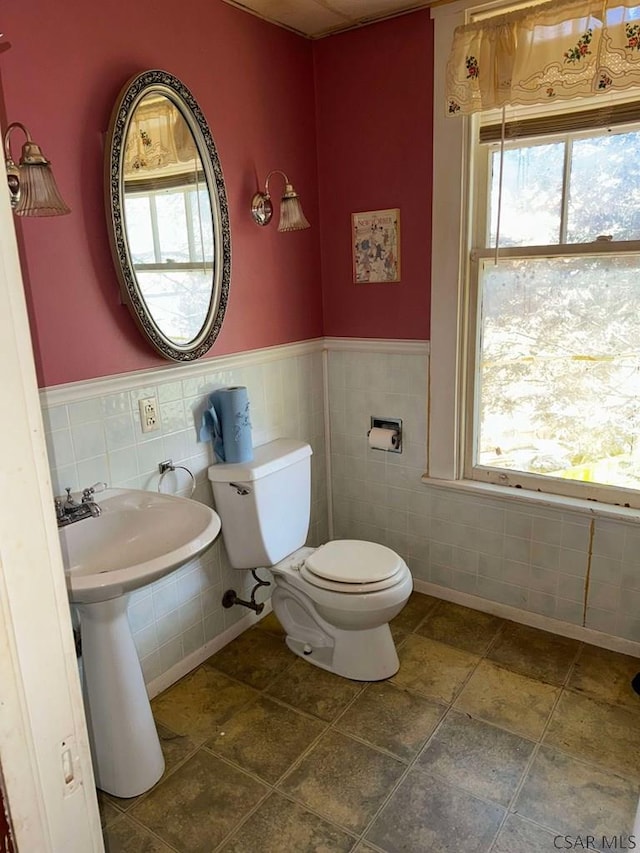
(208, 438), (412, 681)
(269, 542), (412, 680)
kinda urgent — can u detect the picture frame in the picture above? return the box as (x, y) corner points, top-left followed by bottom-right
(351, 208), (401, 283)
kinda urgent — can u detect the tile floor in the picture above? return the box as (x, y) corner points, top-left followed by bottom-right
(99, 593), (640, 852)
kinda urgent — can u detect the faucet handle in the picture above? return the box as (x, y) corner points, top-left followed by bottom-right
(64, 487), (78, 507)
(81, 482), (107, 501)
(82, 481), (107, 497)
(54, 497), (65, 519)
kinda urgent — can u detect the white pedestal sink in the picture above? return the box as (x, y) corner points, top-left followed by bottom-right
(58, 488), (221, 798)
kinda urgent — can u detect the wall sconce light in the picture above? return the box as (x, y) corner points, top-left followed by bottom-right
(4, 122), (70, 216)
(251, 170), (310, 232)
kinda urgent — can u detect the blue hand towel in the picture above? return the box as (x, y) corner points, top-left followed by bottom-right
(199, 386), (253, 464)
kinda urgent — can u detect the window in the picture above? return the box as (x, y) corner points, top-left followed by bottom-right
(123, 179), (214, 343)
(467, 110), (640, 505)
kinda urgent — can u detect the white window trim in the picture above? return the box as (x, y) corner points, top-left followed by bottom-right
(429, 0), (473, 482)
(428, 0), (640, 518)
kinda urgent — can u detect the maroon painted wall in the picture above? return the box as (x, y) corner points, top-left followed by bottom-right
(314, 12), (433, 341)
(1, 5), (433, 389)
(1, 0), (322, 387)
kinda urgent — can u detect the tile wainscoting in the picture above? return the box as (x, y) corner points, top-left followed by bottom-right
(40, 340), (328, 695)
(326, 342), (640, 655)
(40, 337), (640, 699)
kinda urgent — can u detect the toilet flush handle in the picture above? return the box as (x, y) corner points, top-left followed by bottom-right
(229, 482), (252, 496)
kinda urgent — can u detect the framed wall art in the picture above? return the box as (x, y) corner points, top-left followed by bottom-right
(352, 208), (400, 283)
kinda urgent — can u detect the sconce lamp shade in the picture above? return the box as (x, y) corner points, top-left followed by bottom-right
(4, 122), (70, 216)
(251, 170), (310, 232)
(278, 183), (310, 232)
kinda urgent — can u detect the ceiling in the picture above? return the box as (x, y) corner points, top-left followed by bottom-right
(222, 0), (432, 39)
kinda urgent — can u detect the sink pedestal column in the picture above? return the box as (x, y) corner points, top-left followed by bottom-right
(77, 596), (165, 798)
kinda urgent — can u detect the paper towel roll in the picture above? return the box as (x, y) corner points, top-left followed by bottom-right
(368, 427), (399, 451)
(200, 386), (253, 463)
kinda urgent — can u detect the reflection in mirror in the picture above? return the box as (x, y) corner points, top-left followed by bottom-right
(105, 71), (231, 361)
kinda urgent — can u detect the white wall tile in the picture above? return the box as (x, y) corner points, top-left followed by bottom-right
(557, 573), (585, 603)
(589, 554), (622, 585)
(46, 429), (75, 468)
(555, 598), (584, 625)
(68, 398), (103, 425)
(71, 422), (106, 460)
(159, 636), (184, 672)
(588, 581), (621, 612)
(76, 456), (110, 489)
(561, 520), (591, 552)
(532, 517), (563, 546)
(101, 392), (131, 417)
(42, 404), (69, 432)
(592, 521), (625, 560)
(104, 412), (136, 451)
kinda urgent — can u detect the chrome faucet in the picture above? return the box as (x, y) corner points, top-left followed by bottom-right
(81, 486), (102, 517)
(55, 483), (106, 527)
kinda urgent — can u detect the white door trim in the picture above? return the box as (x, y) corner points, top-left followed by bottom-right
(0, 173), (103, 848)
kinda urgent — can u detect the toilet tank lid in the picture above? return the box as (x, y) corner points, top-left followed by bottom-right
(207, 438), (312, 483)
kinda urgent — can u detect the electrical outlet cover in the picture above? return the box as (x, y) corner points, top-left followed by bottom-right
(139, 397), (159, 433)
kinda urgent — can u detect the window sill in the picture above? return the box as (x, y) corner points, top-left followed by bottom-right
(420, 475), (640, 523)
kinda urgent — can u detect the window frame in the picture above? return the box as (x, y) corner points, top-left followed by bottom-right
(429, 0), (640, 511)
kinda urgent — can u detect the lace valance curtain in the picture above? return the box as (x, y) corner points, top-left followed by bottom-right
(124, 97), (197, 177)
(446, 0), (640, 115)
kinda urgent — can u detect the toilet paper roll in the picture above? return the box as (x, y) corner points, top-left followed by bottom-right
(368, 427), (399, 451)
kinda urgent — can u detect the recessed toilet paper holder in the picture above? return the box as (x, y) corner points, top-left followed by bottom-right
(369, 416), (402, 453)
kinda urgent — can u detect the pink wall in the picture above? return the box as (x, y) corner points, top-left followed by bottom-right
(314, 12), (433, 340)
(1, 0), (322, 387)
(1, 5), (433, 388)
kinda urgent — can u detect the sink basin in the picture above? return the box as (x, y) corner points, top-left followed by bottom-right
(59, 487), (221, 603)
(59, 487), (221, 799)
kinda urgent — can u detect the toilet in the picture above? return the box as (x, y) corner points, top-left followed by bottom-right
(208, 438), (412, 681)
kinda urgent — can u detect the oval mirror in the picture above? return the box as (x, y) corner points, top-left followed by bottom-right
(105, 70), (231, 361)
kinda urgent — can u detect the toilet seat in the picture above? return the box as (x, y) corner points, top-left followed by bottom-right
(300, 540), (405, 594)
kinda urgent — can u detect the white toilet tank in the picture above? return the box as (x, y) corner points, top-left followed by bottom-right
(208, 438), (312, 569)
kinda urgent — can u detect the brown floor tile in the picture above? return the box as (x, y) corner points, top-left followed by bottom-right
(266, 657), (363, 721)
(567, 644), (640, 710)
(255, 611), (286, 637)
(492, 814), (559, 853)
(278, 730), (405, 834)
(151, 667), (257, 744)
(220, 792), (355, 853)
(455, 660), (559, 740)
(416, 710), (534, 806)
(102, 815), (175, 852)
(514, 746), (638, 839)
(205, 696), (326, 783)
(97, 792), (122, 828)
(131, 749), (267, 852)
(487, 622), (579, 686)
(391, 634), (480, 704)
(416, 600), (504, 654)
(366, 769), (504, 853)
(543, 690), (640, 781)
(205, 627), (296, 689)
(336, 681), (445, 761)
(389, 591), (439, 637)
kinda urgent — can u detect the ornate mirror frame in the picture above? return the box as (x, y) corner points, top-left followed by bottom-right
(105, 69), (231, 361)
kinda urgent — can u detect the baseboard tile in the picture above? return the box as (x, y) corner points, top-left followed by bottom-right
(148, 579), (639, 700)
(146, 601), (272, 700)
(412, 578), (640, 658)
